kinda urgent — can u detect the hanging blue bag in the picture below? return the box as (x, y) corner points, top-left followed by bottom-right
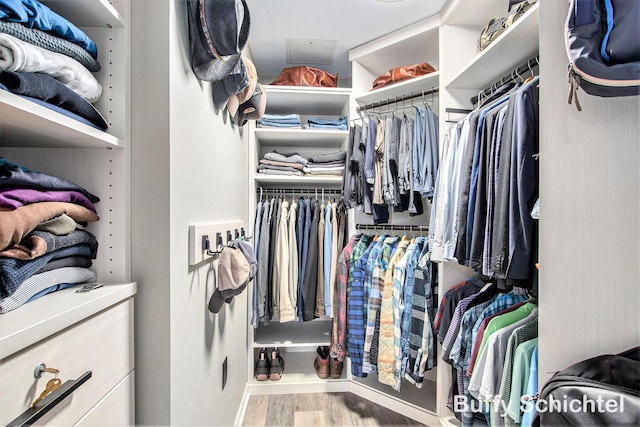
(565, 0), (640, 110)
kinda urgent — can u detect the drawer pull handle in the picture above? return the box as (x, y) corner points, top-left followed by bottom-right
(7, 371), (92, 427)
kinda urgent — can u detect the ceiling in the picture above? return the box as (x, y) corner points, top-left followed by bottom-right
(244, 0), (448, 81)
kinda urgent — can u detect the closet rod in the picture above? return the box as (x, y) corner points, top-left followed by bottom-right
(355, 87), (439, 114)
(257, 188), (342, 195)
(471, 55), (539, 105)
(356, 224), (429, 232)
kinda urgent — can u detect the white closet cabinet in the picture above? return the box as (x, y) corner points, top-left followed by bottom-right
(435, 0), (540, 424)
(246, 85), (351, 393)
(0, 0), (135, 424)
(345, 15), (440, 422)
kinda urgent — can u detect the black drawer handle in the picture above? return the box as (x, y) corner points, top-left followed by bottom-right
(7, 371), (92, 427)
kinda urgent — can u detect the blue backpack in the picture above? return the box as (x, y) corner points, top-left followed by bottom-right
(565, 0), (640, 110)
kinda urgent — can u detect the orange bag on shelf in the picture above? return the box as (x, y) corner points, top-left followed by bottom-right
(371, 62), (436, 90)
(270, 66), (338, 87)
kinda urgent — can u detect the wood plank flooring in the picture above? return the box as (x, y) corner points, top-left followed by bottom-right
(241, 393), (429, 426)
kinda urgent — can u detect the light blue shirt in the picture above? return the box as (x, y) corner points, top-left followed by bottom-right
(323, 201), (333, 315)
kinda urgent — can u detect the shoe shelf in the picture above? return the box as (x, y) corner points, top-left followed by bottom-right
(250, 348), (347, 386)
(252, 319), (332, 348)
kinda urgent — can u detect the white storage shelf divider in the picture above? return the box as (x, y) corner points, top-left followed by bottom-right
(444, 2), (539, 90)
(0, 0), (127, 149)
(247, 85), (351, 392)
(0, 0), (134, 423)
(434, 0), (540, 422)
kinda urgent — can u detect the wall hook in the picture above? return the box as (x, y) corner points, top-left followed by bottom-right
(202, 233), (224, 256)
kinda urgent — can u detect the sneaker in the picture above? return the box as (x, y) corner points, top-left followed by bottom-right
(329, 356), (343, 379)
(255, 347), (269, 381)
(269, 347), (285, 381)
(314, 346), (329, 379)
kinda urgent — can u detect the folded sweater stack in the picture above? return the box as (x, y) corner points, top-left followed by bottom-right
(258, 150), (346, 177)
(0, 0), (107, 129)
(257, 113), (302, 128)
(0, 157), (100, 313)
(257, 114), (348, 131)
(303, 151), (346, 176)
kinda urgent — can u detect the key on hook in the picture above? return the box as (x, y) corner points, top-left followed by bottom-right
(32, 377), (62, 407)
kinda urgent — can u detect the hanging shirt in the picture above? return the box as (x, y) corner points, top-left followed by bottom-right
(276, 201), (295, 322)
(377, 236), (410, 388)
(330, 235), (359, 362)
(362, 235), (398, 374)
(288, 200), (298, 316)
(345, 234), (373, 376)
(323, 201), (333, 316)
(251, 200), (263, 328)
(399, 236), (426, 382)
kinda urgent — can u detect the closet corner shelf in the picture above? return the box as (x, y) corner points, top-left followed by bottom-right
(263, 85), (351, 116)
(255, 128), (349, 148)
(445, 2), (539, 91)
(0, 282), (136, 360)
(249, 352), (349, 386)
(0, 91), (123, 149)
(41, 0), (125, 27)
(355, 72), (440, 108)
(254, 174), (343, 187)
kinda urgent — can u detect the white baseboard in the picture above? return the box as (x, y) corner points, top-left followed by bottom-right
(234, 383), (251, 426)
(348, 381), (440, 426)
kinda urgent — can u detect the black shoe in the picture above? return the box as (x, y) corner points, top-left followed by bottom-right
(269, 347), (285, 381)
(255, 347), (269, 381)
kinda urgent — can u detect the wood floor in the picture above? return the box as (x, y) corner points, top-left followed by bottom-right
(241, 393), (429, 426)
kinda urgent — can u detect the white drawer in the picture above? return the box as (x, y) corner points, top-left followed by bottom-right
(0, 299), (134, 426)
(75, 371), (134, 426)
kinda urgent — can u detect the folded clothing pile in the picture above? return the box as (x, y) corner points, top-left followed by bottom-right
(258, 151), (307, 176)
(304, 116), (347, 131)
(257, 113), (302, 128)
(0, 157), (100, 313)
(257, 114), (348, 131)
(303, 151), (346, 176)
(257, 150), (346, 178)
(0, 0), (106, 129)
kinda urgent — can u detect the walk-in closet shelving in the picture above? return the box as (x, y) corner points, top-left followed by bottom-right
(444, 1), (539, 90)
(247, 84), (351, 392)
(0, 0), (134, 423)
(339, 15), (443, 426)
(434, 0), (541, 423)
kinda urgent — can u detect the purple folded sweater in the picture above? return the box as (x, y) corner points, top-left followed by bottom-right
(0, 188), (97, 213)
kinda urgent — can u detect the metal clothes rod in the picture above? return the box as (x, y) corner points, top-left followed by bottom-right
(356, 224), (429, 231)
(257, 188), (342, 195)
(471, 55), (539, 105)
(445, 107), (473, 114)
(356, 87), (439, 114)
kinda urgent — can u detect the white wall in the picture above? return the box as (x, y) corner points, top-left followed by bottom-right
(538, 1), (640, 384)
(132, 0), (249, 424)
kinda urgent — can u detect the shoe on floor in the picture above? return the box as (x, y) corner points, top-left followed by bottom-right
(330, 355), (343, 379)
(255, 347), (269, 381)
(314, 346), (330, 379)
(269, 347), (285, 381)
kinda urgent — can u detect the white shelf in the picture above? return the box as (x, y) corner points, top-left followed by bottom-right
(355, 71), (440, 107)
(42, 0), (125, 27)
(442, 0), (511, 26)
(249, 350), (347, 385)
(445, 3), (539, 90)
(253, 319), (332, 348)
(263, 86), (351, 116)
(0, 91), (123, 148)
(0, 282), (136, 360)
(255, 128), (348, 148)
(349, 17), (440, 76)
(255, 174), (343, 187)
